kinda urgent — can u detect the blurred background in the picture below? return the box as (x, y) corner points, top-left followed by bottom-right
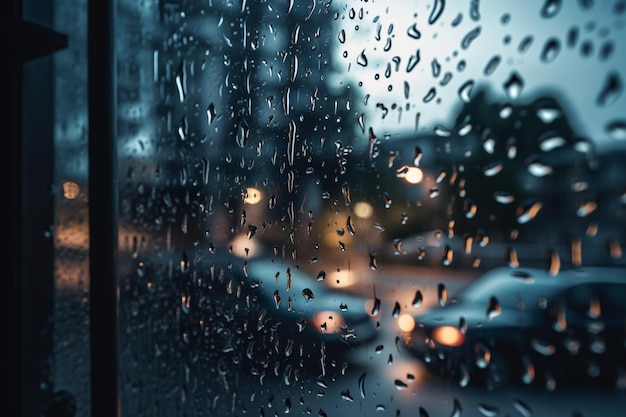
(26, 0), (626, 416)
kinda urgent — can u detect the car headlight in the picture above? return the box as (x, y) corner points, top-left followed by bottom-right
(432, 326), (465, 347)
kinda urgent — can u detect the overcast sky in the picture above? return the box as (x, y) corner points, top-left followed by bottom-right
(329, 0), (625, 152)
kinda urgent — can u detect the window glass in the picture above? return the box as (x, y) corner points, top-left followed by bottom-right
(51, 0), (90, 415)
(116, 1), (626, 416)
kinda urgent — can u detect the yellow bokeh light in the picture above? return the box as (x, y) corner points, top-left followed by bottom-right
(354, 202), (373, 219)
(398, 314), (415, 332)
(229, 233), (260, 258)
(244, 187), (262, 204)
(432, 326), (465, 347)
(62, 181), (80, 199)
(404, 167), (424, 184)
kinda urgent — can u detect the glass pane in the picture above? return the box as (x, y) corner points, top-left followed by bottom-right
(117, 1), (626, 416)
(52, 0), (91, 415)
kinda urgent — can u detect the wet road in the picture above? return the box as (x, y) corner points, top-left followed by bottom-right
(283, 266), (626, 417)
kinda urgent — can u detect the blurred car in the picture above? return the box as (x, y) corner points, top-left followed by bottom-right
(407, 266), (626, 390)
(125, 250), (378, 385)
(242, 256), (379, 347)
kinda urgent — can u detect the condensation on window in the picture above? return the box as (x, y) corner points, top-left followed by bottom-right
(116, 1), (626, 416)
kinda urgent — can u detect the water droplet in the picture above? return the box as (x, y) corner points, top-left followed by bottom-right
(430, 127), (450, 140)
(448, 398), (462, 417)
(532, 339), (555, 356)
(423, 87), (437, 103)
(536, 107), (561, 123)
(518, 35), (534, 53)
(273, 290), (281, 309)
(247, 224), (257, 239)
(442, 245), (454, 267)
(357, 50), (368, 66)
(596, 72), (622, 107)
(431, 58), (441, 78)
(175, 61), (186, 103)
(347, 216), (356, 236)
(458, 80), (475, 103)
(475, 344), (491, 369)
(206, 103), (216, 125)
(576, 200), (598, 217)
(236, 119), (250, 148)
(521, 356), (536, 384)
(609, 240), (623, 259)
(384, 192), (393, 208)
(392, 302), (401, 318)
(406, 49), (421, 72)
(341, 390), (354, 402)
(477, 403), (498, 417)
(606, 120), (626, 140)
(412, 290), (423, 307)
(358, 372), (367, 398)
(517, 200), (543, 224)
(539, 133), (566, 151)
(438, 283), (448, 306)
(290, 55), (299, 82)
(507, 247), (520, 268)
(180, 251), (189, 273)
(338, 29), (346, 43)
(486, 296), (502, 320)
(540, 37), (561, 63)
(483, 55), (501, 76)
(316, 270), (326, 281)
(494, 191), (514, 204)
(371, 297), (381, 316)
(464, 199), (477, 219)
(461, 26), (481, 50)
(459, 317), (468, 334)
(540, 0), (562, 18)
(503, 72), (524, 99)
(499, 104), (513, 119)
(526, 158), (553, 177)
(513, 399), (533, 417)
(341, 182), (351, 206)
(599, 40), (615, 61)
(370, 253), (379, 270)
(407, 22), (421, 39)
(428, 0), (445, 25)
(302, 288), (314, 302)
(429, 188), (440, 198)
(483, 161), (503, 176)
(394, 379), (408, 390)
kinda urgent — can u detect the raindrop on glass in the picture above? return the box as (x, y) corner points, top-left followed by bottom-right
(486, 296), (502, 320)
(540, 0), (562, 18)
(357, 50), (368, 66)
(540, 37), (561, 63)
(606, 120), (626, 140)
(438, 283), (448, 306)
(596, 72), (622, 107)
(412, 290), (423, 307)
(483, 55), (501, 76)
(392, 302), (401, 318)
(503, 72), (524, 99)
(428, 0), (445, 25)
(302, 288), (314, 302)
(461, 26), (482, 50)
